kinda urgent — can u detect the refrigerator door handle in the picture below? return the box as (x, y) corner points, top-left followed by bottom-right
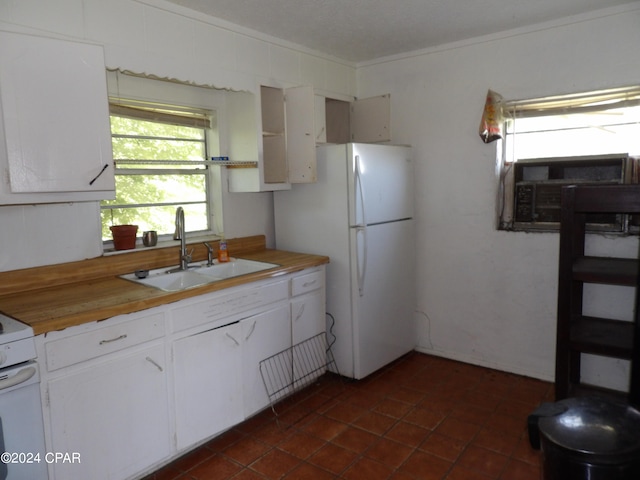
(356, 225), (368, 296)
(354, 155), (367, 227)
(355, 155), (368, 296)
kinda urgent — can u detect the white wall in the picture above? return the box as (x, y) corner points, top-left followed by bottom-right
(3, 0), (640, 385)
(356, 3), (640, 383)
(0, 0), (356, 271)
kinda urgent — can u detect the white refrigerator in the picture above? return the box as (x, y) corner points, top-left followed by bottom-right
(274, 143), (415, 379)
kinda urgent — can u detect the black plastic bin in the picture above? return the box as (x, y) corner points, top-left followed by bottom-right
(528, 396), (640, 480)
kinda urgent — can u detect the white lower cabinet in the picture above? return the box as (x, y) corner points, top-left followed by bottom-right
(242, 304), (292, 417)
(173, 321), (243, 451)
(291, 290), (327, 383)
(291, 285), (325, 345)
(46, 342), (171, 480)
(291, 268), (327, 386)
(37, 266), (326, 480)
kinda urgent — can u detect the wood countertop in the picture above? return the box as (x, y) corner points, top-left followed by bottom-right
(0, 236), (329, 336)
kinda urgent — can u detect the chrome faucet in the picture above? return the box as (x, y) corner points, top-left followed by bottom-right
(204, 242), (215, 266)
(173, 207), (191, 270)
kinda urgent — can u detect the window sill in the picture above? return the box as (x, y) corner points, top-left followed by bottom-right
(103, 233), (222, 256)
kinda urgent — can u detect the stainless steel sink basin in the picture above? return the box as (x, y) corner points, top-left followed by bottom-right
(120, 258), (279, 292)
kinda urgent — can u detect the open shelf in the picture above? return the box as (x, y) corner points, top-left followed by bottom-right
(573, 257), (639, 285)
(570, 315), (635, 358)
(556, 184), (640, 403)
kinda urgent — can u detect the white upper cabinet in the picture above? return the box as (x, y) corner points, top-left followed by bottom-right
(322, 93), (391, 144)
(285, 86), (317, 183)
(227, 85), (316, 192)
(0, 32), (114, 204)
(349, 94), (391, 143)
(227, 84), (391, 192)
(261, 85), (288, 185)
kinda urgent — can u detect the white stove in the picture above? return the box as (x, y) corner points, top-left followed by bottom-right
(0, 313), (36, 369)
(0, 313), (47, 480)
(0, 314), (33, 342)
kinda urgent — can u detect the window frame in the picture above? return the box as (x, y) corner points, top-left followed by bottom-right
(102, 70), (226, 248)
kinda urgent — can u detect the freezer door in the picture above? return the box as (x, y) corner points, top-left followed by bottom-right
(350, 219), (415, 379)
(349, 143), (413, 227)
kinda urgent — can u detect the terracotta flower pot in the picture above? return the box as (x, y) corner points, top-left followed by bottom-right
(110, 225), (139, 250)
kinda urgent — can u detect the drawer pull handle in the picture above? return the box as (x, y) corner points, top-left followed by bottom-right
(146, 357), (163, 372)
(99, 334), (127, 345)
(303, 280), (317, 288)
(226, 332), (240, 346)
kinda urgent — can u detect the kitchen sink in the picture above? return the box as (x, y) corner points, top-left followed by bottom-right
(193, 258), (279, 278)
(120, 258), (279, 292)
(120, 269), (219, 292)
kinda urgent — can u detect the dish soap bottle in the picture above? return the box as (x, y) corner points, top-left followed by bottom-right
(217, 236), (229, 263)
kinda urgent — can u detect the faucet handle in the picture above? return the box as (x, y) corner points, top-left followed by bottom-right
(204, 242), (214, 266)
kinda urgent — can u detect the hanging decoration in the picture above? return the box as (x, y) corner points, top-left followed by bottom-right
(478, 89), (504, 144)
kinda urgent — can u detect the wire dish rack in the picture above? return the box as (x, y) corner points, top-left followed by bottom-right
(259, 332), (338, 414)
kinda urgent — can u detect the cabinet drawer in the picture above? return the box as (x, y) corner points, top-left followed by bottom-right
(291, 269), (324, 296)
(45, 312), (165, 371)
(171, 279), (289, 333)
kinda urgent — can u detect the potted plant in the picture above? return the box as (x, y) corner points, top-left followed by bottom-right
(110, 224), (138, 250)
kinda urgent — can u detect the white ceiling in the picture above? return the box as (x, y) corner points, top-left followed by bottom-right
(165, 0), (638, 62)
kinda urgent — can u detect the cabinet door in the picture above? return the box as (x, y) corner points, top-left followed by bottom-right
(322, 94), (391, 144)
(173, 322), (243, 451)
(242, 305), (291, 417)
(0, 32), (114, 201)
(350, 94), (391, 143)
(314, 95), (327, 143)
(47, 344), (170, 480)
(291, 290), (327, 386)
(227, 86), (290, 192)
(285, 86), (316, 183)
(291, 290), (325, 345)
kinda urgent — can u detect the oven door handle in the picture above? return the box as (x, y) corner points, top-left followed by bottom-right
(0, 366), (36, 391)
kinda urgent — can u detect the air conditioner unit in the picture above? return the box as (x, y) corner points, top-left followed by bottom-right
(513, 154), (632, 232)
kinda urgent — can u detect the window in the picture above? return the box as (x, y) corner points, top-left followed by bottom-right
(101, 71), (224, 244)
(498, 86), (640, 232)
(101, 102), (216, 241)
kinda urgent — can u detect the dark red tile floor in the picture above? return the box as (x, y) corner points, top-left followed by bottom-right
(144, 352), (552, 479)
